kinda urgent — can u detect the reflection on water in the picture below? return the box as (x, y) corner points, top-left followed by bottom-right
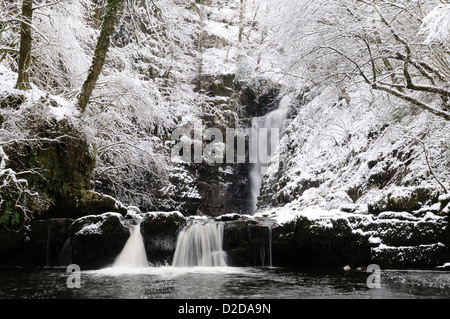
(1, 267), (450, 299)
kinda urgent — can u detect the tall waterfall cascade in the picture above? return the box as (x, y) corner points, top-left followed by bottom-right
(250, 95), (292, 213)
(172, 221), (227, 267)
(113, 220), (148, 268)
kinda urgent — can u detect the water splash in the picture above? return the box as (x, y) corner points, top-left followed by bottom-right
(172, 221), (227, 267)
(113, 221), (148, 268)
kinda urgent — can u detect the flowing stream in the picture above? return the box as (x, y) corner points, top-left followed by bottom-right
(113, 221), (148, 268)
(172, 221), (227, 267)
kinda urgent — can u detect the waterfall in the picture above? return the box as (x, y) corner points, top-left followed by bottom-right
(57, 238), (72, 266)
(268, 225), (273, 268)
(113, 221), (148, 268)
(46, 225), (51, 267)
(172, 222), (227, 267)
(250, 95), (292, 213)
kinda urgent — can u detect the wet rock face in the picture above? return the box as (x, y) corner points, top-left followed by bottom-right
(40, 190), (127, 220)
(222, 210), (450, 270)
(140, 211), (186, 264)
(0, 218), (73, 267)
(69, 213), (129, 269)
(223, 219), (273, 267)
(196, 163), (253, 216)
(270, 216), (373, 268)
(4, 118), (97, 220)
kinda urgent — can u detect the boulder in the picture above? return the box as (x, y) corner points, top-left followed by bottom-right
(140, 211), (186, 264)
(69, 212), (129, 269)
(223, 219), (272, 267)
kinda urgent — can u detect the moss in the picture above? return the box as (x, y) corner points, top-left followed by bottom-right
(271, 217), (371, 268)
(369, 186), (440, 214)
(0, 93), (25, 110)
(140, 212), (187, 263)
(5, 118), (98, 219)
(371, 243), (448, 269)
(69, 213), (129, 269)
(141, 212), (186, 237)
(362, 219), (447, 247)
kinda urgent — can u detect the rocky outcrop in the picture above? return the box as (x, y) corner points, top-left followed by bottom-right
(4, 116), (97, 219)
(0, 218), (74, 266)
(222, 209), (450, 269)
(223, 218), (273, 267)
(69, 212), (129, 269)
(368, 186), (441, 214)
(140, 211), (186, 264)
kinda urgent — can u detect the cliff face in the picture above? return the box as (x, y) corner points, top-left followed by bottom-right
(259, 85), (450, 216)
(1, 0), (449, 270)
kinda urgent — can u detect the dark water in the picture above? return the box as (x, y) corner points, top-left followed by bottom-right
(1, 266), (450, 299)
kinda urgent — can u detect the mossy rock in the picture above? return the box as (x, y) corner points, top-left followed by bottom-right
(140, 211), (186, 264)
(0, 218), (73, 266)
(223, 219), (277, 267)
(75, 190), (127, 217)
(39, 190), (127, 220)
(362, 218), (447, 247)
(0, 93), (25, 109)
(368, 186), (440, 214)
(197, 74), (236, 98)
(4, 117), (97, 220)
(69, 212), (129, 269)
(371, 243), (448, 268)
(271, 216), (371, 268)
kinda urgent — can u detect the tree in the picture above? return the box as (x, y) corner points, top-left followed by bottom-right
(77, 0), (124, 113)
(257, 0), (450, 121)
(15, 0), (33, 90)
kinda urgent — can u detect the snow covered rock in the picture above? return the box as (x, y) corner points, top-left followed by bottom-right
(371, 243), (447, 268)
(368, 186), (440, 214)
(223, 218), (273, 267)
(69, 213), (129, 269)
(140, 211), (187, 264)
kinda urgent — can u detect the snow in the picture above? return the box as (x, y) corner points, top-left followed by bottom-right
(126, 206), (143, 220)
(144, 211), (185, 219)
(255, 206), (373, 226)
(1, 0), (449, 227)
(378, 212), (419, 222)
(75, 212), (126, 236)
(420, 4), (450, 44)
(76, 221), (103, 236)
(437, 262), (450, 269)
(0, 64), (79, 123)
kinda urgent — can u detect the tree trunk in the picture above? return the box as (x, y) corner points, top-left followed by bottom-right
(77, 0), (123, 113)
(238, 0), (244, 42)
(15, 0), (33, 90)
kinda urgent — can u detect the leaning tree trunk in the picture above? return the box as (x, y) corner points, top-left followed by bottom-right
(15, 0), (33, 90)
(77, 0), (123, 113)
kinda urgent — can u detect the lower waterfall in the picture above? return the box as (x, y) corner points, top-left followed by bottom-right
(172, 222), (227, 267)
(113, 221), (148, 268)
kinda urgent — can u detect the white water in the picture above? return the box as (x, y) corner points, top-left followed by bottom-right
(172, 222), (227, 267)
(250, 95), (292, 213)
(113, 221), (148, 268)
